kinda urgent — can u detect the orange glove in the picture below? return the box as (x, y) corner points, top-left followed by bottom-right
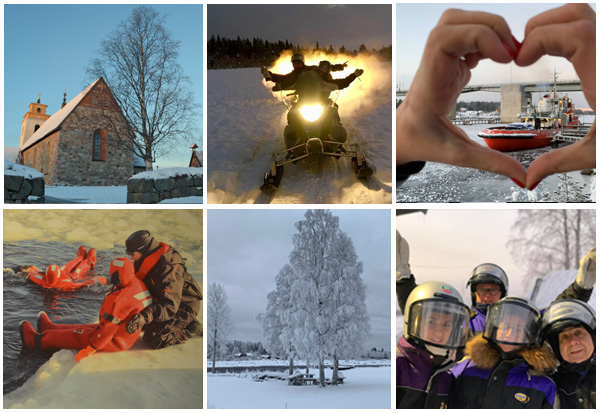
(75, 345), (96, 361)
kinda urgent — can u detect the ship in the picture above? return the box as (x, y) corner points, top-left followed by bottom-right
(478, 73), (580, 151)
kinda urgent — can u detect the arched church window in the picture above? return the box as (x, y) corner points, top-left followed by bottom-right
(92, 129), (107, 162)
(34, 125), (40, 132)
(36, 108), (41, 113)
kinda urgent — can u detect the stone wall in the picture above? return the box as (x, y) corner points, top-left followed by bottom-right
(5, 173), (44, 204)
(127, 170), (203, 203)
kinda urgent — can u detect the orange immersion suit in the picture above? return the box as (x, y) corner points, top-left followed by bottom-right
(21, 258), (152, 354)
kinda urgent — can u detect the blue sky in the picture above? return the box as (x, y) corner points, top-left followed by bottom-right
(5, 4), (203, 169)
(396, 3), (595, 106)
(207, 209), (392, 350)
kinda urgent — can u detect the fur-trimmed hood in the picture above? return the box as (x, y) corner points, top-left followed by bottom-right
(466, 333), (558, 374)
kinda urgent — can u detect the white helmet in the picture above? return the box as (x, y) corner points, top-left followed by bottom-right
(467, 263), (509, 307)
(404, 281), (470, 350)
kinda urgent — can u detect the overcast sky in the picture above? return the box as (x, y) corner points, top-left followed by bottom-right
(396, 3), (595, 106)
(207, 209), (391, 350)
(4, 4), (203, 168)
(208, 4), (392, 51)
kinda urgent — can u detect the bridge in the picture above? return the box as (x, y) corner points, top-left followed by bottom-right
(397, 80), (582, 122)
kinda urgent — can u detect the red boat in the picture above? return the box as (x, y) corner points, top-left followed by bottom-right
(479, 74), (580, 151)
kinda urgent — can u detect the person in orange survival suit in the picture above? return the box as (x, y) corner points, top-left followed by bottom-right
(19, 257), (152, 360)
(26, 246), (104, 290)
(124, 230), (202, 349)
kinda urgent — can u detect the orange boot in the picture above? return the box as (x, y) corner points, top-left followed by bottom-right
(39, 325), (97, 350)
(19, 321), (41, 349)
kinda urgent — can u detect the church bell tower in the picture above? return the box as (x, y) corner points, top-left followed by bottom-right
(20, 94), (50, 147)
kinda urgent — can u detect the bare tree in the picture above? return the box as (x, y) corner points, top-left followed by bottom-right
(87, 5), (198, 170)
(207, 282), (232, 374)
(507, 210), (596, 290)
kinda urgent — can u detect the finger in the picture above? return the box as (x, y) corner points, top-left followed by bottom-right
(438, 9), (517, 53)
(524, 3), (595, 38)
(516, 21), (595, 107)
(464, 52), (484, 69)
(430, 24), (514, 64)
(525, 124), (596, 189)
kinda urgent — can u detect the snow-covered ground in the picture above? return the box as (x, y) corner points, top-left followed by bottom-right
(207, 64), (393, 204)
(130, 166), (203, 180)
(208, 365), (390, 409)
(4, 336), (203, 409)
(212, 358), (389, 368)
(41, 186), (202, 204)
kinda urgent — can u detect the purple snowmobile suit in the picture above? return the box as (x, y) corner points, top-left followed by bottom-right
(469, 307), (487, 333)
(396, 337), (453, 408)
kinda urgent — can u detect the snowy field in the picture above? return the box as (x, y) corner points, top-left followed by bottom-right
(4, 337), (202, 409)
(208, 365), (390, 409)
(207, 65), (393, 204)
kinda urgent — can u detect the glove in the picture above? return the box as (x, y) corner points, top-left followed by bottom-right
(75, 345), (96, 361)
(126, 307), (154, 334)
(261, 66), (272, 81)
(353, 69), (364, 77)
(396, 231), (412, 282)
(576, 247), (596, 289)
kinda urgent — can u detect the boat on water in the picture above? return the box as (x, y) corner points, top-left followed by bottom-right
(478, 74), (580, 151)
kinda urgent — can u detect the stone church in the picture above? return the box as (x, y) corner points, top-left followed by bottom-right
(19, 77), (134, 185)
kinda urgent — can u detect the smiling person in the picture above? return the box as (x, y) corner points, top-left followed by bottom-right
(397, 232), (595, 336)
(396, 281), (471, 408)
(540, 300), (596, 409)
(450, 296), (558, 408)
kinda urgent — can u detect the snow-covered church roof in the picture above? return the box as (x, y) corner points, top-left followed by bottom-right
(530, 269), (596, 310)
(20, 78), (102, 152)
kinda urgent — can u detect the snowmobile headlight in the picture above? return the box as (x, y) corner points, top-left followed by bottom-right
(299, 104), (324, 122)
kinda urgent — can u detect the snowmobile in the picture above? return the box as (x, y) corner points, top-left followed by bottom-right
(260, 71), (373, 194)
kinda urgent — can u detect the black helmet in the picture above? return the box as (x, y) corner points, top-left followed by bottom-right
(291, 53), (305, 63)
(404, 281), (471, 350)
(126, 230), (154, 255)
(540, 299), (596, 362)
(318, 60), (332, 74)
(483, 296), (541, 349)
(467, 263), (509, 306)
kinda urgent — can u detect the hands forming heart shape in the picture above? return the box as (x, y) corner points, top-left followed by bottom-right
(396, 4), (595, 190)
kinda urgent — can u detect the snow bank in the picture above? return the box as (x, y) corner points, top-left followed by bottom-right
(207, 365), (390, 409)
(4, 160), (43, 179)
(160, 196), (204, 203)
(129, 167), (203, 180)
(4, 337), (203, 409)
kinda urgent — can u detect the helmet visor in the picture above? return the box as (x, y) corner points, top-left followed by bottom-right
(469, 264), (508, 291)
(484, 302), (539, 346)
(407, 299), (470, 349)
(543, 300), (596, 334)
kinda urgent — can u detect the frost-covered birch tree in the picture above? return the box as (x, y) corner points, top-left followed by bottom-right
(326, 231), (370, 385)
(207, 282), (232, 373)
(508, 210), (596, 290)
(287, 209), (370, 387)
(258, 264), (296, 375)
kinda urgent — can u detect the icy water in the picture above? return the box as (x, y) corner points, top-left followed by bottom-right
(397, 115), (595, 202)
(3, 241), (123, 395)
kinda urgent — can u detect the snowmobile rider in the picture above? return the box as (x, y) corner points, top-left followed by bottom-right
(541, 299), (596, 409)
(396, 231), (596, 335)
(396, 281), (470, 408)
(450, 296), (558, 408)
(261, 53), (348, 90)
(124, 230), (202, 349)
(19, 258), (152, 361)
(316, 60), (363, 95)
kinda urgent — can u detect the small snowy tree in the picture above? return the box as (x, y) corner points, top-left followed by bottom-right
(207, 282), (232, 373)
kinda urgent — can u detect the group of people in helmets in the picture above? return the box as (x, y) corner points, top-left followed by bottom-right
(396, 231), (596, 409)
